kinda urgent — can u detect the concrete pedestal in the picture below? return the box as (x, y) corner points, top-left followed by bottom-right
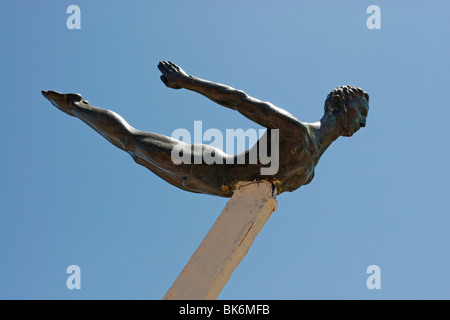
(164, 181), (277, 300)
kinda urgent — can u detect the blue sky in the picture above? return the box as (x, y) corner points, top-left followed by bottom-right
(1, 1), (449, 299)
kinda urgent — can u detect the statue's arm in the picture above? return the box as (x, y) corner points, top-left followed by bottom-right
(158, 61), (306, 134)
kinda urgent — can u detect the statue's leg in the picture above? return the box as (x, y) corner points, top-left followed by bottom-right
(42, 90), (133, 151)
(127, 132), (233, 196)
(41, 90), (218, 194)
(42, 90), (192, 170)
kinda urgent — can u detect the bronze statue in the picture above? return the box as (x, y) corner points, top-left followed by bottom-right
(42, 61), (369, 197)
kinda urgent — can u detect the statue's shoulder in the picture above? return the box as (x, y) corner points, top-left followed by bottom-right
(289, 120), (310, 139)
(297, 122), (320, 155)
(277, 121), (308, 142)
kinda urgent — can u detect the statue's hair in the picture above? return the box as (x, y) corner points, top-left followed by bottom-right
(324, 85), (369, 114)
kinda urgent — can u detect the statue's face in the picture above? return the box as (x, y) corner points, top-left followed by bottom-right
(341, 97), (369, 137)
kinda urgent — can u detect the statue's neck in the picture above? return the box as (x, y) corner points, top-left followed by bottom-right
(309, 113), (342, 157)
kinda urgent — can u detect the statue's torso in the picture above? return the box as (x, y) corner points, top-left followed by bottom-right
(207, 130), (320, 196)
(178, 128), (320, 197)
(274, 132), (318, 193)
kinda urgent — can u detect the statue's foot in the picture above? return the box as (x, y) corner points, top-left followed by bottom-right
(41, 90), (84, 116)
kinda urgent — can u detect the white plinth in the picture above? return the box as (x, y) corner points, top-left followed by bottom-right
(163, 181), (277, 300)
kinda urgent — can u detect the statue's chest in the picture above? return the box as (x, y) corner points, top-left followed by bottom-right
(277, 139), (317, 191)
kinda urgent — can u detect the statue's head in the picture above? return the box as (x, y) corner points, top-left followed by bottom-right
(324, 86), (369, 137)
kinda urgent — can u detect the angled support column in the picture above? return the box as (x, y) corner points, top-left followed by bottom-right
(163, 181), (278, 300)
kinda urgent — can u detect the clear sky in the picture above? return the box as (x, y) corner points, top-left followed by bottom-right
(1, 1), (449, 299)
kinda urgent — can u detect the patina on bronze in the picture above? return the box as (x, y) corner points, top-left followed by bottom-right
(42, 61), (369, 197)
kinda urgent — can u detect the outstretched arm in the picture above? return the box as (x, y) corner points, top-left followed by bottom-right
(158, 61), (306, 135)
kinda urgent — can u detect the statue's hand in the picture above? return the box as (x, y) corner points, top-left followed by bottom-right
(158, 61), (189, 89)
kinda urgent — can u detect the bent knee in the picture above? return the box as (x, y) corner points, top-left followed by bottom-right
(117, 127), (143, 152)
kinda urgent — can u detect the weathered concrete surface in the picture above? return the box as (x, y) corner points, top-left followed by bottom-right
(163, 181), (277, 300)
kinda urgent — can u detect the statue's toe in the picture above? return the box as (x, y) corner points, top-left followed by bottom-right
(42, 90), (63, 100)
(41, 90), (51, 99)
